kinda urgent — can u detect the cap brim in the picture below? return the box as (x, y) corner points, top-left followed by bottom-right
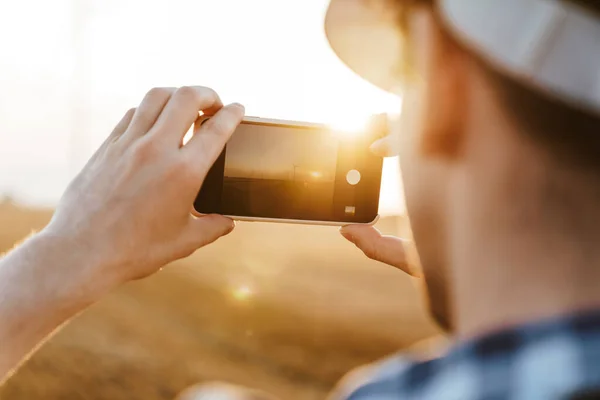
(324, 0), (403, 92)
(326, 0), (600, 114)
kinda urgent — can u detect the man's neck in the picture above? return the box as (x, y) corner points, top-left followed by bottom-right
(453, 220), (600, 339)
(449, 92), (600, 340)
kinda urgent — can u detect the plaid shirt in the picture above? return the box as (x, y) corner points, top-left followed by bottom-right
(339, 310), (600, 400)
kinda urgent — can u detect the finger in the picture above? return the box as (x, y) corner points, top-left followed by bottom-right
(369, 133), (400, 157)
(109, 107), (136, 140)
(87, 108), (136, 164)
(183, 103), (245, 175)
(187, 214), (235, 249)
(120, 87), (176, 143)
(149, 86), (224, 145)
(340, 225), (421, 277)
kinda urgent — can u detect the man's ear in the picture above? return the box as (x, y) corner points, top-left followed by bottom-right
(409, 9), (468, 159)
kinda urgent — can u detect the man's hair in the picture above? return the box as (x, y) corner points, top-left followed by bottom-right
(398, 0), (600, 172)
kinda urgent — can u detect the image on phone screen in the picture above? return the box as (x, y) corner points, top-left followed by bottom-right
(195, 118), (384, 224)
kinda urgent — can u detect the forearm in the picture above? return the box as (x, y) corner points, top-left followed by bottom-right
(0, 231), (111, 382)
(0, 87), (242, 386)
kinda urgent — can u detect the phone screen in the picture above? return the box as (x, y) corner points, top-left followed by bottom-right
(195, 118), (383, 224)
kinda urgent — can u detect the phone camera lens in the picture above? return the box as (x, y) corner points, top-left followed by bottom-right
(346, 169), (361, 185)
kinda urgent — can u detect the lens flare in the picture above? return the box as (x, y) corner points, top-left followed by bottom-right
(232, 285), (253, 301)
(327, 113), (372, 138)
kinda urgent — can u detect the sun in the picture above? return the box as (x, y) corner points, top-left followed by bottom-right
(326, 112), (372, 139)
(310, 171), (323, 179)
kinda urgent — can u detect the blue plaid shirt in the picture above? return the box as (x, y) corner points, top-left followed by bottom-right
(338, 310), (600, 400)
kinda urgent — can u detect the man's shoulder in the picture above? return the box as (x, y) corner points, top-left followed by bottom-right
(329, 351), (482, 400)
(327, 353), (417, 400)
(330, 311), (600, 399)
(328, 336), (451, 399)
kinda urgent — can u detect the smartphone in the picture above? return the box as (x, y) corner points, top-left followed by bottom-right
(194, 116), (386, 225)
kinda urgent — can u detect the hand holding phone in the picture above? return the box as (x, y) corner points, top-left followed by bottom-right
(195, 115), (387, 225)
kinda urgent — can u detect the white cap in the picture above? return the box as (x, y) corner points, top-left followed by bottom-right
(325, 0), (600, 116)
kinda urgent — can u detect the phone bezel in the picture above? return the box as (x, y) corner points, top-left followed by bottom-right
(194, 116), (383, 226)
(193, 213), (381, 226)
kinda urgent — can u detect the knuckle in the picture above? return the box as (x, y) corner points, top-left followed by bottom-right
(176, 85), (217, 105)
(362, 244), (379, 261)
(134, 112), (154, 132)
(131, 138), (161, 162)
(204, 116), (228, 135)
(176, 85), (201, 104)
(176, 85), (197, 100)
(172, 157), (194, 177)
(198, 86), (218, 102)
(146, 87), (172, 100)
(205, 113), (237, 136)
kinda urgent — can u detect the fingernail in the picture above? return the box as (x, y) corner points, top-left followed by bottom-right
(230, 102), (245, 112)
(226, 219), (236, 234)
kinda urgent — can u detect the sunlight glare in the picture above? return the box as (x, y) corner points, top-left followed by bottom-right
(182, 112), (206, 146)
(327, 112), (372, 139)
(0, 0), (406, 216)
(232, 285), (253, 301)
(310, 171), (323, 179)
(183, 125), (194, 146)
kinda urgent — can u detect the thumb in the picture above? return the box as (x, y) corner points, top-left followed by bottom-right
(340, 225), (421, 277)
(369, 133), (400, 158)
(188, 214), (235, 248)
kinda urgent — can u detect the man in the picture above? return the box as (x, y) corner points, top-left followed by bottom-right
(333, 0), (600, 398)
(1, 0), (600, 398)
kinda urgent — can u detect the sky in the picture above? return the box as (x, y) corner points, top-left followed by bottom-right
(0, 0), (405, 215)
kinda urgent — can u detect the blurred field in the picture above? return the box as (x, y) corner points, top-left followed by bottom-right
(0, 201), (441, 400)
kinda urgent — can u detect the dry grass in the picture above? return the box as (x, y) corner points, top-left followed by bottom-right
(0, 202), (440, 400)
